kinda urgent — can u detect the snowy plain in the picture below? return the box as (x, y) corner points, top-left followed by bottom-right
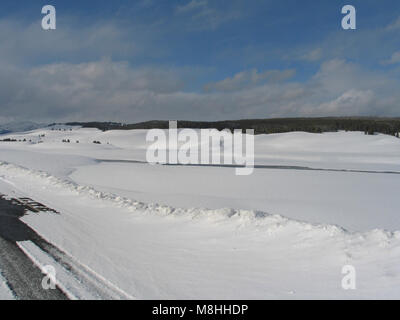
(0, 126), (400, 299)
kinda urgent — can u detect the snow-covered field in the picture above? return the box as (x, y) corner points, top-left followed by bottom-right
(0, 126), (400, 299)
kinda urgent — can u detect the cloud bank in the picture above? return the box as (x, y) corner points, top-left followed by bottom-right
(0, 6), (400, 124)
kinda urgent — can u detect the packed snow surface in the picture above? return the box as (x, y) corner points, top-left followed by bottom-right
(0, 126), (400, 299)
(0, 271), (14, 300)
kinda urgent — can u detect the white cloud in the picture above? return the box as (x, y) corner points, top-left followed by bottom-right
(283, 47), (323, 63)
(386, 16), (400, 31)
(0, 60), (188, 122)
(0, 14), (399, 123)
(30, 60), (184, 94)
(204, 69), (295, 92)
(300, 48), (323, 62)
(0, 18), (160, 65)
(309, 90), (375, 115)
(1, 58), (399, 123)
(176, 0), (208, 14)
(381, 51), (400, 65)
(174, 0), (242, 30)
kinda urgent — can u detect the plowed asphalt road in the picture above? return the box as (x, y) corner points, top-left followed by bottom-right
(0, 195), (67, 300)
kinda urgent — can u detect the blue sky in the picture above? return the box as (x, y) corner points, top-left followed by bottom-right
(0, 0), (400, 123)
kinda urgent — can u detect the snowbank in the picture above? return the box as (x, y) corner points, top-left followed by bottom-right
(1, 161), (399, 299)
(0, 272), (14, 300)
(1, 160), (399, 244)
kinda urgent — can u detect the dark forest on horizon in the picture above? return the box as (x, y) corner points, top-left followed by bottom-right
(62, 117), (400, 137)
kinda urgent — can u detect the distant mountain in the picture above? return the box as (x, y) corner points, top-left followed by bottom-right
(0, 121), (46, 134)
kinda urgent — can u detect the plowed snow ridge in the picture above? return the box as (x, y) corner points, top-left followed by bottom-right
(1, 161), (399, 244)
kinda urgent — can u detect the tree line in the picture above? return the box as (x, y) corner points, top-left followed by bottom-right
(61, 117), (400, 136)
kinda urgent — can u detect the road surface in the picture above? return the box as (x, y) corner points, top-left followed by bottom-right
(0, 195), (68, 300)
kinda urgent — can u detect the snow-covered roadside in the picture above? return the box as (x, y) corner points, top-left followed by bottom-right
(0, 272), (14, 300)
(1, 161), (400, 299)
(16, 241), (135, 300)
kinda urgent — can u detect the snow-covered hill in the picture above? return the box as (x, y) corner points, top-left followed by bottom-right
(0, 127), (400, 299)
